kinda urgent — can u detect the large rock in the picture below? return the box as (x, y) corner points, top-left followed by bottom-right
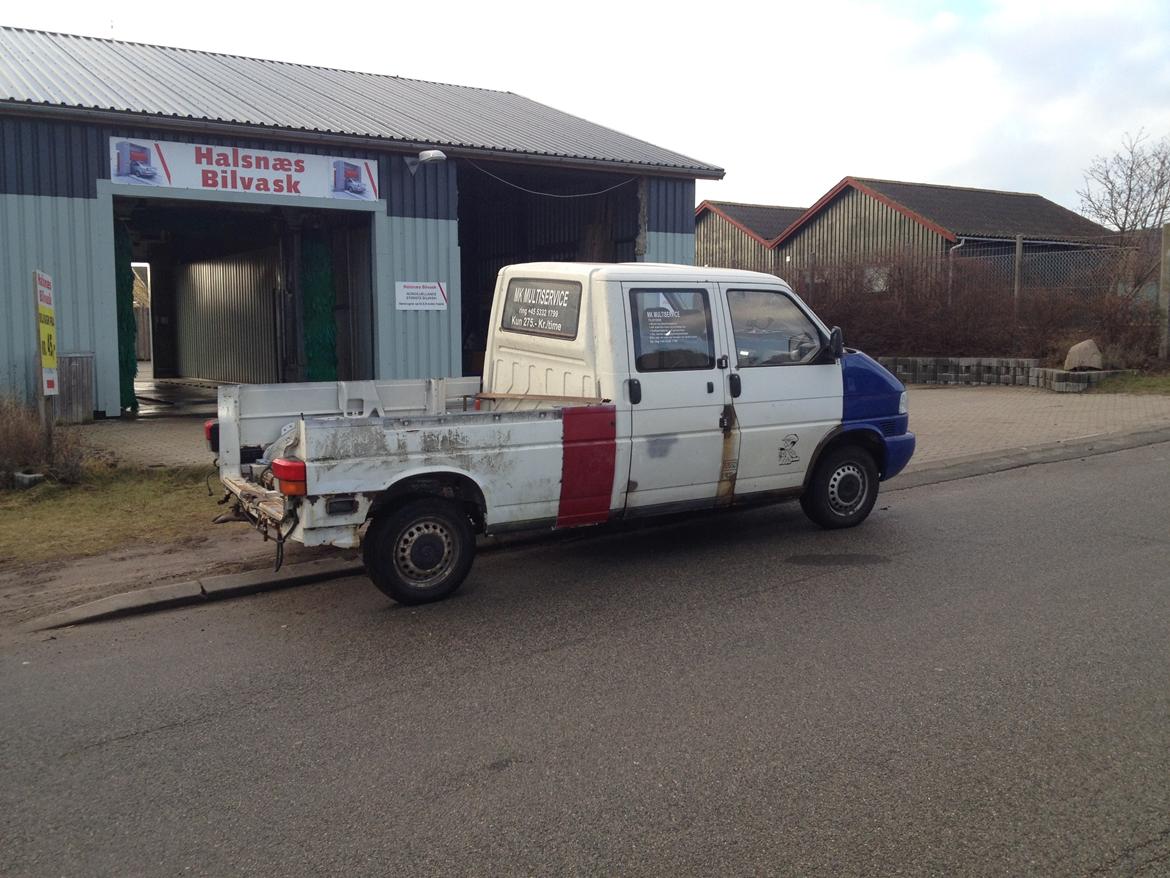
(1064, 339), (1103, 371)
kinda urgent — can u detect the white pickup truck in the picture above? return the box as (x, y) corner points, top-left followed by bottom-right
(209, 262), (915, 604)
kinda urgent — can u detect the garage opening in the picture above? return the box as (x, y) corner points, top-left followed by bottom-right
(456, 160), (640, 374)
(117, 196), (374, 401)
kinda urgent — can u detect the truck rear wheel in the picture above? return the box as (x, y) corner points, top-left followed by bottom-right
(800, 445), (879, 529)
(363, 497), (475, 605)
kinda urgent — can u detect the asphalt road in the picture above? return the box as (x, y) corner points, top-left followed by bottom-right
(3, 444), (1170, 877)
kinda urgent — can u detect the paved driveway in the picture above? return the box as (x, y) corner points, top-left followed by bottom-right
(907, 386), (1170, 466)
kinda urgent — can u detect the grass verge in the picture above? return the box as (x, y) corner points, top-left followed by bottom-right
(0, 465), (222, 566)
(1090, 372), (1170, 394)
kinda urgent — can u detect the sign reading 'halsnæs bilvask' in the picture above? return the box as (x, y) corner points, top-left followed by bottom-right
(109, 138), (379, 201)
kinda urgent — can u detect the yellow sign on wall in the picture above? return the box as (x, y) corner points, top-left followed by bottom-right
(35, 270), (58, 396)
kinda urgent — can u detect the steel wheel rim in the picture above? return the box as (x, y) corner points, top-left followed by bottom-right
(827, 463), (868, 516)
(394, 517), (456, 587)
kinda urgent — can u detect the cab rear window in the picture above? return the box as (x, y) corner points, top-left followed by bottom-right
(500, 278), (582, 340)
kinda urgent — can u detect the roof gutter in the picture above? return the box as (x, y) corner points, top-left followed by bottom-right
(949, 234), (1118, 248)
(0, 102), (726, 181)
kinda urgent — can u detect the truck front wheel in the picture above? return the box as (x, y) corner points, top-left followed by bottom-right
(800, 445), (879, 529)
(363, 498), (476, 605)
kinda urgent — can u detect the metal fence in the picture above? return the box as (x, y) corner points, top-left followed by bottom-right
(951, 235), (1159, 303)
(803, 229), (1167, 362)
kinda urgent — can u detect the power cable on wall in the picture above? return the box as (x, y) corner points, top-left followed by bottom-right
(466, 160), (635, 198)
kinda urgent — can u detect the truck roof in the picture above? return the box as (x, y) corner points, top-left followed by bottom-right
(501, 262), (790, 286)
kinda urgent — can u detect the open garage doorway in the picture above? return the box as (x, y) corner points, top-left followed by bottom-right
(117, 196), (374, 411)
(456, 160), (640, 374)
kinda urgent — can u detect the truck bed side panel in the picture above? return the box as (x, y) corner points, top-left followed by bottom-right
(300, 412), (570, 526)
(557, 405), (618, 527)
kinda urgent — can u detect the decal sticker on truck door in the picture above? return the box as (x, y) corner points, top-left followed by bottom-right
(778, 434), (800, 466)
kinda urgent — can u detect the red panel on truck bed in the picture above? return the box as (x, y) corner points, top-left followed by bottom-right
(557, 405), (617, 527)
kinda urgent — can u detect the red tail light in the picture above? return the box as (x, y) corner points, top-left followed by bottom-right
(271, 458), (306, 481)
(204, 419), (219, 452)
(272, 458), (307, 496)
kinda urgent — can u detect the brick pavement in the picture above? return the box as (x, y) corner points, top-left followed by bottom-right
(906, 387), (1170, 467)
(68, 417), (211, 468)
(69, 387), (1170, 471)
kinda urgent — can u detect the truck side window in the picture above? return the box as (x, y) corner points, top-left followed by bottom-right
(726, 289), (822, 367)
(630, 289), (716, 372)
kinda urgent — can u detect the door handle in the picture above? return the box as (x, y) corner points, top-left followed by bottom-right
(628, 378), (642, 405)
(729, 373), (742, 398)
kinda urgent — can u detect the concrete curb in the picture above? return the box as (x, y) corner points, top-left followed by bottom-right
(26, 425), (1170, 631)
(26, 558), (365, 631)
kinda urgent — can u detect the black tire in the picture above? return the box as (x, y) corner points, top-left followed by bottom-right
(362, 497), (475, 605)
(800, 445), (879, 529)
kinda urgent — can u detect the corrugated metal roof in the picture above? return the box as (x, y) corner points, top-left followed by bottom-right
(855, 178), (1108, 240)
(699, 201), (806, 241)
(0, 26), (723, 178)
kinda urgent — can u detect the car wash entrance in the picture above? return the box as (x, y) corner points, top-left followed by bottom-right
(117, 196), (374, 389)
(104, 137), (383, 408)
(456, 160), (640, 373)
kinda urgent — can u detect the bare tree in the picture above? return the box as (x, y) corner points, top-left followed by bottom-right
(1078, 130), (1170, 293)
(1078, 130), (1170, 234)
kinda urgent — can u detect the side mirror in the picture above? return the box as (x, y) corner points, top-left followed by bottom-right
(829, 326), (844, 359)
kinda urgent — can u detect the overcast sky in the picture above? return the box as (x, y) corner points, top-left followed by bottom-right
(8, 0), (1169, 213)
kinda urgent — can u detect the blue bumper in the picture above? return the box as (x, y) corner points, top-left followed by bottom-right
(882, 431), (916, 480)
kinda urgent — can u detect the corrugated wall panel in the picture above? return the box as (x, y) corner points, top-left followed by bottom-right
(343, 223), (375, 379)
(644, 232), (695, 265)
(175, 247), (279, 384)
(645, 177), (695, 235)
(694, 212), (774, 272)
(56, 352), (94, 423)
(776, 188), (947, 280)
(0, 192), (116, 412)
(375, 215), (461, 379)
(387, 153), (457, 221)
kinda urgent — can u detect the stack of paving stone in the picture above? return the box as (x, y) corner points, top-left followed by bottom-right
(1028, 368), (1136, 393)
(876, 357), (1038, 386)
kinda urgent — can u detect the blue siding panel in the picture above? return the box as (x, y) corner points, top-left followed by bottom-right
(646, 177), (695, 235)
(0, 192), (118, 414)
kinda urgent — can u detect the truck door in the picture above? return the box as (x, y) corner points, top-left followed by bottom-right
(622, 283), (733, 512)
(715, 284), (843, 495)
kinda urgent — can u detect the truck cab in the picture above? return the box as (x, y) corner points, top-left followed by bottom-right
(483, 262), (912, 517)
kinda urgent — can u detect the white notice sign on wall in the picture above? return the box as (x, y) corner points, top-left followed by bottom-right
(395, 282), (449, 311)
